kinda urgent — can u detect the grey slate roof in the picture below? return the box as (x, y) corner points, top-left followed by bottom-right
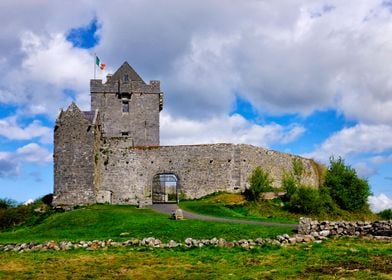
(82, 111), (95, 123)
(106, 61), (144, 84)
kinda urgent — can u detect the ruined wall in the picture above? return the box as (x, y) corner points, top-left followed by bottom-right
(90, 78), (161, 146)
(239, 145), (320, 188)
(98, 142), (320, 205)
(53, 105), (98, 206)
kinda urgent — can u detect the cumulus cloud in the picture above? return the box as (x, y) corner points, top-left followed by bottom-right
(0, 116), (52, 143)
(0, 32), (95, 117)
(0, 143), (52, 179)
(92, 0), (392, 124)
(160, 112), (304, 147)
(368, 193), (392, 213)
(16, 143), (52, 163)
(305, 124), (392, 162)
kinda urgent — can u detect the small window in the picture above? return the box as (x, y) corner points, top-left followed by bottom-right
(121, 131), (129, 136)
(123, 74), (129, 82)
(122, 100), (129, 112)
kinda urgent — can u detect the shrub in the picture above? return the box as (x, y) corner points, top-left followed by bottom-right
(0, 205), (30, 230)
(378, 209), (392, 220)
(0, 198), (18, 209)
(245, 167), (273, 201)
(286, 187), (322, 215)
(324, 157), (371, 212)
(282, 172), (297, 201)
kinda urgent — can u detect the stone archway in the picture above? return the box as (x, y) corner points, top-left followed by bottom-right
(152, 173), (179, 204)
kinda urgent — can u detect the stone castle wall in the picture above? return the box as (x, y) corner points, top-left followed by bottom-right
(98, 141), (320, 205)
(53, 105), (98, 205)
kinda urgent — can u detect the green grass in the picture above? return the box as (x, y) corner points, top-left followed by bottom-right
(180, 200), (297, 224)
(0, 204), (293, 244)
(180, 193), (379, 223)
(0, 238), (390, 279)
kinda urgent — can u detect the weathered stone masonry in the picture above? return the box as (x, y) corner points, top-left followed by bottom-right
(53, 62), (321, 206)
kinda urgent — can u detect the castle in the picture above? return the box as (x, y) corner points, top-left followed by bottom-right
(53, 62), (320, 206)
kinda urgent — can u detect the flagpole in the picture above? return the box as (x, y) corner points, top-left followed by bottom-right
(94, 53), (96, 79)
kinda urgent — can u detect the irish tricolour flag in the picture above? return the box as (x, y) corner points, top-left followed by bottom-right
(95, 55), (106, 70)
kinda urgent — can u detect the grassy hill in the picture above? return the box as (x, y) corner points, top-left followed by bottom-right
(0, 198), (391, 279)
(0, 204), (293, 244)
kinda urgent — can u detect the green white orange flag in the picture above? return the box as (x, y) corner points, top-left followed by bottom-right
(95, 55), (106, 70)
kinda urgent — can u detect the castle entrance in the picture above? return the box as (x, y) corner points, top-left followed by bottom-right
(152, 173), (179, 204)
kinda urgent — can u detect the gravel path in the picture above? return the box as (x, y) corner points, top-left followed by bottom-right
(149, 204), (298, 229)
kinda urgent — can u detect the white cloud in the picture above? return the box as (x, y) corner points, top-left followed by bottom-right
(92, 0), (392, 125)
(160, 112), (304, 147)
(16, 143), (52, 163)
(353, 162), (377, 178)
(305, 124), (392, 162)
(368, 193), (392, 213)
(0, 32), (96, 119)
(24, 198), (34, 205)
(0, 116), (52, 144)
(0, 143), (51, 178)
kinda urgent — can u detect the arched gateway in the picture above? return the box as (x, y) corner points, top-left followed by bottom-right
(152, 173), (179, 204)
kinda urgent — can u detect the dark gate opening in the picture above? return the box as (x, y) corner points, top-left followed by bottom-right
(152, 173), (179, 204)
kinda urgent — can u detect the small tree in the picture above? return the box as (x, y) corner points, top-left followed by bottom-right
(245, 167), (273, 201)
(324, 157), (371, 212)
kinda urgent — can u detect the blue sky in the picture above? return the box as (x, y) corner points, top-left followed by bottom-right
(0, 0), (391, 212)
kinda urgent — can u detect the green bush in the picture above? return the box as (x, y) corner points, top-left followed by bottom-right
(286, 187), (322, 215)
(378, 209), (392, 220)
(324, 157), (371, 212)
(282, 172), (298, 201)
(0, 198), (18, 209)
(245, 167), (273, 201)
(0, 206), (31, 230)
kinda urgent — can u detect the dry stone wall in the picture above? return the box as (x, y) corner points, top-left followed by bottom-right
(298, 218), (392, 237)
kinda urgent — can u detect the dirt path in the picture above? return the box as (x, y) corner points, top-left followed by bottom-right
(149, 204), (298, 229)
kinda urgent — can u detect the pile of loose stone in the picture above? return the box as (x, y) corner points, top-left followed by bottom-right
(298, 218), (392, 238)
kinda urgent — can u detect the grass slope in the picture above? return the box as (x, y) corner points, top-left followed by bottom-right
(0, 204), (293, 244)
(180, 193), (379, 223)
(0, 238), (390, 279)
(180, 193), (299, 224)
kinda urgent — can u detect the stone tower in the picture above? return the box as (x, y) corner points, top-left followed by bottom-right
(90, 61), (163, 146)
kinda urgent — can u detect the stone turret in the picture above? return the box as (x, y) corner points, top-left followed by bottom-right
(53, 103), (102, 206)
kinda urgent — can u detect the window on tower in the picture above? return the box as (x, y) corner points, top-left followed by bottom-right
(122, 100), (129, 112)
(123, 74), (129, 82)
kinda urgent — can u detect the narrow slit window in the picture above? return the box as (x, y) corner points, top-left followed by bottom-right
(123, 74), (129, 82)
(122, 100), (129, 112)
